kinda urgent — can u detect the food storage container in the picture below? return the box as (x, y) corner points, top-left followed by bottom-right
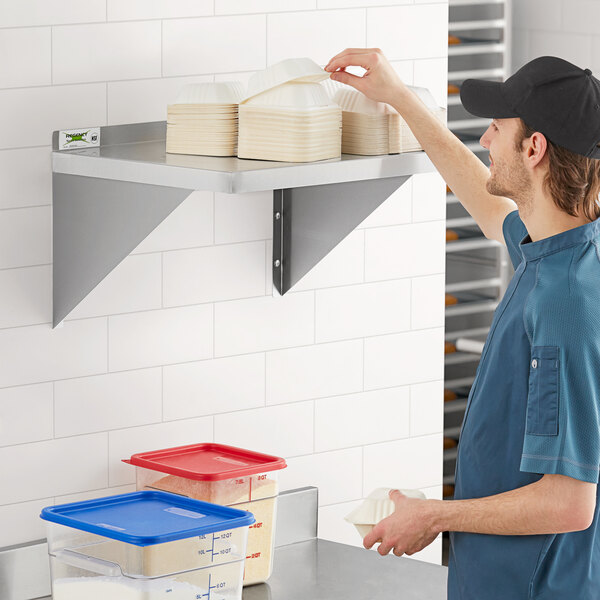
(40, 490), (255, 600)
(123, 443), (287, 586)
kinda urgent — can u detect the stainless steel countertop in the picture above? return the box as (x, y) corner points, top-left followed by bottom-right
(243, 539), (447, 600)
(38, 539), (447, 600)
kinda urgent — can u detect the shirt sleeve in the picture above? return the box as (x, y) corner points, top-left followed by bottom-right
(520, 264), (600, 483)
(502, 209), (528, 270)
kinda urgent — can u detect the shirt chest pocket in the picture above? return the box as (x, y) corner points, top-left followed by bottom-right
(526, 346), (559, 436)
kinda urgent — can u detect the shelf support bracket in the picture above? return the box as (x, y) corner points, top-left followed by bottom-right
(272, 175), (411, 294)
(52, 173), (192, 327)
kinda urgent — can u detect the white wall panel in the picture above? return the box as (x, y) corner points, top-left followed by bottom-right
(0, 319), (107, 388)
(315, 387), (410, 452)
(163, 15), (267, 76)
(0, 206), (51, 269)
(316, 279), (411, 342)
(0, 84), (106, 150)
(163, 241), (266, 306)
(54, 368), (162, 437)
(365, 221), (445, 281)
(0, 434), (108, 505)
(268, 9), (366, 65)
(53, 22), (162, 84)
(364, 328), (444, 389)
(367, 5), (448, 60)
(108, 75), (213, 125)
(0, 28), (51, 89)
(411, 274), (445, 330)
(131, 191), (214, 254)
(163, 353), (265, 420)
(0, 383), (53, 447)
(266, 340), (363, 405)
(0, 0), (105, 27)
(215, 401), (314, 457)
(0, 148), (52, 209)
(214, 191), (272, 245)
(0, 498), (51, 547)
(107, 0), (213, 21)
(363, 433), (443, 490)
(279, 448), (363, 505)
(410, 380), (444, 437)
(411, 172), (446, 223)
(292, 231), (364, 291)
(214, 292), (314, 356)
(357, 179), (412, 229)
(0, 266), (51, 328)
(216, 0), (316, 14)
(67, 254), (162, 320)
(108, 305), (213, 371)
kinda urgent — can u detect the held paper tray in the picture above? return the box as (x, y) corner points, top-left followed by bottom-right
(345, 487), (426, 538)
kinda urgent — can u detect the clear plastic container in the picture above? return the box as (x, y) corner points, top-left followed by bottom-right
(41, 491), (254, 600)
(123, 443), (287, 586)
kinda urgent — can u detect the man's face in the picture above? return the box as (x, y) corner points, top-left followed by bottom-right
(479, 117), (532, 210)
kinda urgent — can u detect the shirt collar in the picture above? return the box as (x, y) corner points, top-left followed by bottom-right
(520, 216), (600, 261)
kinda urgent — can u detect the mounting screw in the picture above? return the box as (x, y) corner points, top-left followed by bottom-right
(274, 259), (281, 268)
(275, 212), (281, 220)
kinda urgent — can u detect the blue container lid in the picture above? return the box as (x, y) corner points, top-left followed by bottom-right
(40, 491), (255, 546)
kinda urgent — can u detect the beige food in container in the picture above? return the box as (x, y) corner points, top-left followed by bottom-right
(123, 443), (287, 586)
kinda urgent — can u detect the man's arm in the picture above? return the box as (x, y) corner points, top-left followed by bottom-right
(325, 49), (517, 244)
(364, 474), (596, 556)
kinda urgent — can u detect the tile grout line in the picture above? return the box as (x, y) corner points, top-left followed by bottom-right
(265, 13), (268, 65)
(263, 351), (267, 407)
(50, 26), (53, 85)
(0, 379), (445, 449)
(0, 325), (445, 390)
(0, 3), (451, 31)
(52, 381), (56, 439)
(106, 316), (110, 374)
(161, 366), (164, 421)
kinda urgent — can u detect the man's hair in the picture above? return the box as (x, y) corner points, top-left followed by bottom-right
(516, 120), (600, 221)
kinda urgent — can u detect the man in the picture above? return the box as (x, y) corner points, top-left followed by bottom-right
(325, 51), (600, 599)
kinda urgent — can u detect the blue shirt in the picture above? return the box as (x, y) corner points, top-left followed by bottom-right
(448, 210), (600, 600)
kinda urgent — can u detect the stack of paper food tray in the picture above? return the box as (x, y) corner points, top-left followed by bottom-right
(166, 81), (244, 157)
(237, 58), (342, 163)
(325, 81), (446, 156)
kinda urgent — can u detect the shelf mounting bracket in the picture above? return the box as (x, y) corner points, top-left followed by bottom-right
(272, 175), (411, 294)
(52, 173), (192, 327)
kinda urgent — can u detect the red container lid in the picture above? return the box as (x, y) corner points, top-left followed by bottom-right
(123, 443), (287, 481)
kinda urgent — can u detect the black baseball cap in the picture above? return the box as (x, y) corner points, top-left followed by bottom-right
(460, 56), (600, 159)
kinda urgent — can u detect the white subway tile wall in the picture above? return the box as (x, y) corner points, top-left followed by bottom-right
(0, 266), (51, 328)
(0, 28), (51, 89)
(0, 2), (447, 566)
(108, 74), (213, 125)
(0, 148), (52, 209)
(512, 0), (599, 72)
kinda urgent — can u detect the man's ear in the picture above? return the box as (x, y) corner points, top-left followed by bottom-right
(525, 131), (548, 168)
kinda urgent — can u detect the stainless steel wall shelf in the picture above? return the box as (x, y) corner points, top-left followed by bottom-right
(51, 121), (434, 327)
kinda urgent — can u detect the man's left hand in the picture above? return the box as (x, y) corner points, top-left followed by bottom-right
(363, 490), (439, 557)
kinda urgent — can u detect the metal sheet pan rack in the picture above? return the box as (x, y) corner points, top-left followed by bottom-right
(443, 0), (513, 533)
